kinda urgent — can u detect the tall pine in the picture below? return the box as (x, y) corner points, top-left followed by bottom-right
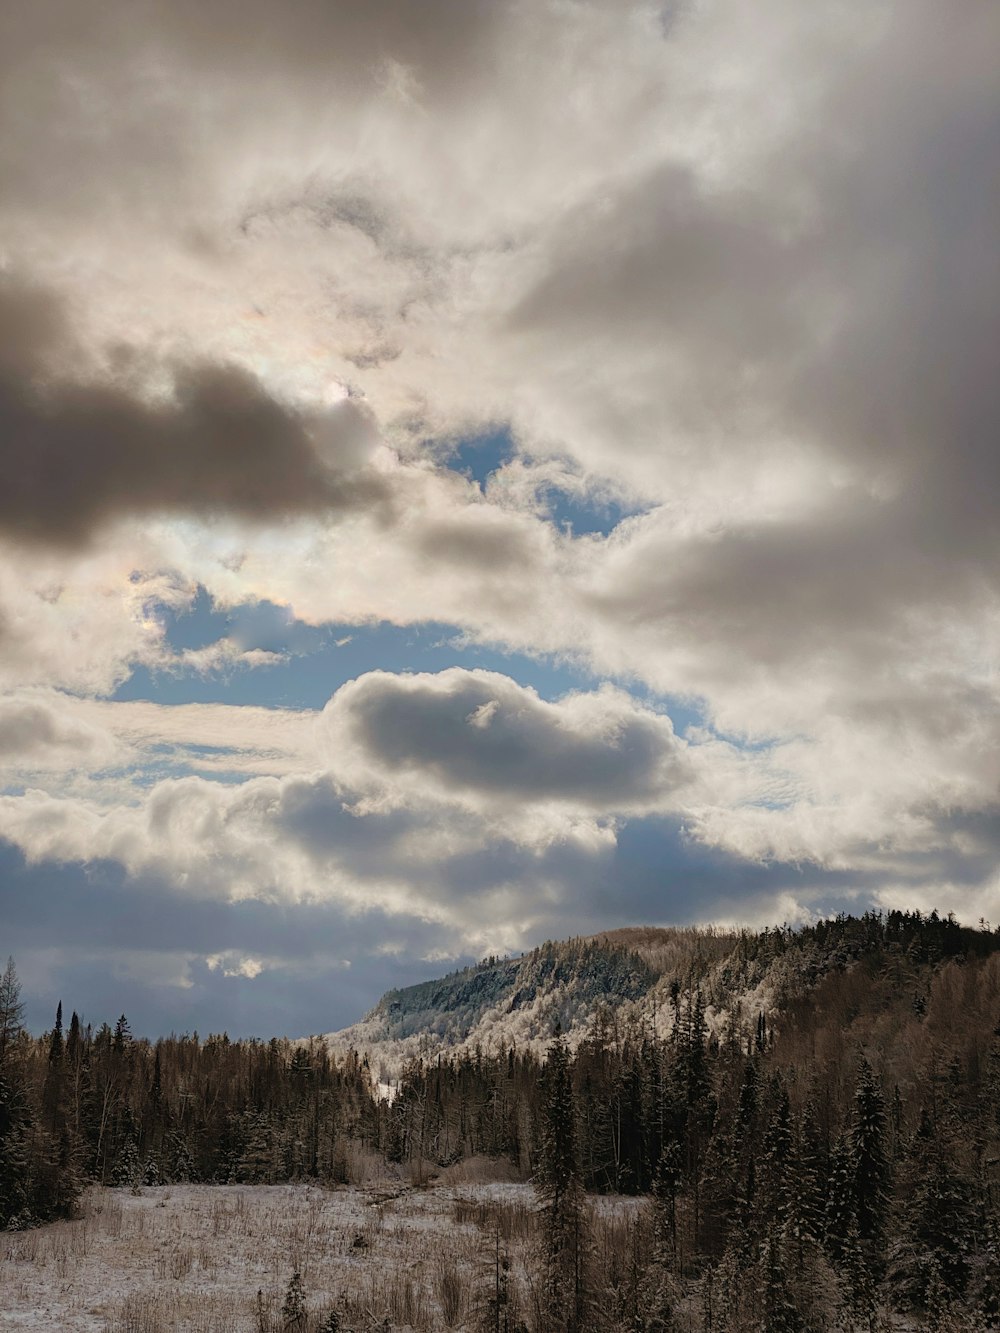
(535, 1027), (588, 1333)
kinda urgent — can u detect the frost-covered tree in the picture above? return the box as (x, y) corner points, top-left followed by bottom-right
(0, 957), (25, 1070)
(850, 1059), (889, 1248)
(112, 1135), (141, 1190)
(535, 1027), (589, 1333)
(824, 1132), (855, 1261)
(758, 1229), (804, 1333)
(888, 1126), (976, 1311)
(281, 1270), (307, 1331)
(0, 1069), (33, 1227)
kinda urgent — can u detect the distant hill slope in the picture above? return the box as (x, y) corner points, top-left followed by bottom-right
(319, 911), (999, 1083)
(319, 925), (735, 1080)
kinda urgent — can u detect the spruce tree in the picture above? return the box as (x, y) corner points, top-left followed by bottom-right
(42, 1001), (66, 1127)
(786, 1100), (824, 1264)
(850, 1058), (889, 1248)
(889, 1132), (975, 1309)
(112, 1134), (141, 1190)
(757, 1075), (793, 1233)
(281, 1270), (307, 1331)
(535, 1027), (588, 1333)
(0, 1069), (33, 1227)
(823, 1131), (855, 1261)
(0, 957), (25, 1070)
(758, 1229), (804, 1333)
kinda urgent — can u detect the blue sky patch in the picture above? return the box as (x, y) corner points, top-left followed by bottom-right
(114, 590), (704, 734)
(442, 426), (647, 538)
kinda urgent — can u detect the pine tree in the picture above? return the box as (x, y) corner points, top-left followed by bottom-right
(168, 1132), (196, 1183)
(824, 1131), (855, 1261)
(757, 1075), (793, 1233)
(0, 957), (25, 1071)
(758, 1229), (804, 1333)
(786, 1100), (824, 1264)
(281, 1270), (307, 1331)
(535, 1028), (588, 1333)
(971, 1216), (1000, 1326)
(651, 1142), (681, 1270)
(634, 1147), (682, 1331)
(0, 1069), (33, 1227)
(889, 1132), (975, 1309)
(924, 1256), (953, 1333)
(112, 1135), (141, 1190)
(42, 1001), (66, 1127)
(48, 1001), (64, 1063)
(850, 1058), (889, 1248)
(838, 1219), (879, 1331)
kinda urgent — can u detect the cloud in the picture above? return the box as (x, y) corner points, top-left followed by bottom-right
(0, 694), (116, 768)
(1, 0), (999, 1034)
(0, 280), (392, 547)
(323, 668), (692, 814)
(0, 839), (467, 1036)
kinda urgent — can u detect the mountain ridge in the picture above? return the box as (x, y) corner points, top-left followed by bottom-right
(319, 911), (999, 1083)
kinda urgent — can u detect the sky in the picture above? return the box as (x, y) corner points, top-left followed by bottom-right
(1, 0), (999, 1038)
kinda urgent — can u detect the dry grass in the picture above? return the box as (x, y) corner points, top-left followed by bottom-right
(0, 1182), (650, 1331)
(0, 1182), (523, 1331)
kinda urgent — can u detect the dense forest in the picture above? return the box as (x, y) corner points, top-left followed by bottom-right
(3, 910), (1000, 1330)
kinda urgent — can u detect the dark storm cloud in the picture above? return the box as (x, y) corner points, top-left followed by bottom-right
(326, 669), (691, 807)
(0, 281), (390, 546)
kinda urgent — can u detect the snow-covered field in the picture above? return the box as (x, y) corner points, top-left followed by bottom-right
(0, 1180), (641, 1331)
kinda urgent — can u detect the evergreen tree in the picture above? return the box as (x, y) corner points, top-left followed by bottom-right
(971, 1216), (1000, 1326)
(651, 1142), (681, 1270)
(757, 1075), (793, 1233)
(758, 1229), (804, 1333)
(281, 1270), (307, 1331)
(0, 956), (25, 1070)
(42, 1001), (66, 1126)
(837, 1219), (879, 1331)
(112, 1134), (141, 1190)
(824, 1131), (855, 1261)
(535, 1028), (588, 1333)
(786, 1100), (824, 1264)
(0, 1068), (33, 1227)
(889, 1131), (976, 1309)
(48, 1001), (64, 1063)
(849, 1058), (890, 1248)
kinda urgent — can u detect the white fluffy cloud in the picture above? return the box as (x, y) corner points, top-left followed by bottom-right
(2, 0), (1000, 1032)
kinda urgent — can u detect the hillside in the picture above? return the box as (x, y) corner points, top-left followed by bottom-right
(322, 936), (659, 1081)
(321, 911), (999, 1084)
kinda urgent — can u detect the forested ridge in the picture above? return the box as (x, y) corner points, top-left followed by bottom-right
(3, 909), (1000, 1330)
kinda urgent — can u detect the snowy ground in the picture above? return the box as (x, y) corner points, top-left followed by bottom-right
(0, 1179), (642, 1331)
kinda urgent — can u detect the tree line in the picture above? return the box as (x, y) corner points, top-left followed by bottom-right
(2, 909), (1000, 1330)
